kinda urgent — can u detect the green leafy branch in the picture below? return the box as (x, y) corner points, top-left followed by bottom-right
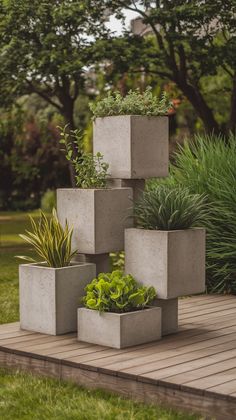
(59, 125), (109, 188)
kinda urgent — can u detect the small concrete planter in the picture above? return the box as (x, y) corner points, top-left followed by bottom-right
(93, 115), (169, 179)
(57, 188), (133, 254)
(125, 228), (206, 299)
(77, 307), (162, 349)
(19, 262), (96, 335)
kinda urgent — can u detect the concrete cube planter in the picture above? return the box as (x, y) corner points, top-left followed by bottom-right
(77, 307), (162, 349)
(57, 188), (133, 254)
(93, 116), (169, 179)
(19, 262), (96, 335)
(125, 228), (206, 299)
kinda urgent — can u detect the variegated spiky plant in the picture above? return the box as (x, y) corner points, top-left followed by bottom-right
(16, 209), (77, 267)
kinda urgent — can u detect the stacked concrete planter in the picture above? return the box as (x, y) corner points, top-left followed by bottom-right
(93, 115), (169, 179)
(125, 228), (206, 334)
(125, 228), (206, 299)
(57, 188), (133, 254)
(20, 262), (96, 335)
(93, 113), (180, 336)
(78, 307), (162, 349)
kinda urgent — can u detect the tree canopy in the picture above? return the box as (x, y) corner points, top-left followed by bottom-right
(0, 0), (110, 128)
(103, 0), (236, 133)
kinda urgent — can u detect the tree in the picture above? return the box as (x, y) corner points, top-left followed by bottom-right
(103, 0), (236, 134)
(0, 104), (70, 210)
(0, 0), (111, 183)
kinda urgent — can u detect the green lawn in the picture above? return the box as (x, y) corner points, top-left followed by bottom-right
(0, 368), (200, 420)
(0, 211), (200, 420)
(0, 249), (20, 323)
(0, 210), (41, 247)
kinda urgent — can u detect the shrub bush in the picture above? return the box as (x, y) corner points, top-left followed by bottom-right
(90, 87), (172, 118)
(83, 270), (156, 313)
(134, 184), (207, 230)
(0, 109), (70, 210)
(149, 133), (236, 293)
(40, 190), (56, 212)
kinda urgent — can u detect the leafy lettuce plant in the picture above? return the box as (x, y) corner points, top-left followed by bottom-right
(90, 87), (173, 118)
(83, 270), (156, 313)
(59, 125), (109, 188)
(16, 209), (77, 267)
(134, 184), (207, 230)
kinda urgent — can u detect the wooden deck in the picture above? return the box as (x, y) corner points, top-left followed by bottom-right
(1, 295), (236, 419)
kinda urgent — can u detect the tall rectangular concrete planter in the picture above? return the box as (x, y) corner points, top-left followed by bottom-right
(77, 307), (162, 349)
(93, 116), (169, 179)
(57, 188), (133, 254)
(19, 262), (96, 335)
(125, 228), (206, 299)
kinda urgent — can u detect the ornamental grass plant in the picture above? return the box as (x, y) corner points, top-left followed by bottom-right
(134, 184), (207, 231)
(16, 209), (77, 267)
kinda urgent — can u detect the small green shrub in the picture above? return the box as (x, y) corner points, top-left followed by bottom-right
(83, 270), (156, 313)
(134, 184), (207, 230)
(90, 87), (172, 118)
(16, 209), (77, 267)
(59, 126), (109, 188)
(40, 190), (56, 212)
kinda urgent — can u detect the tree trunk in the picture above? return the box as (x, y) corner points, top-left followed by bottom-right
(228, 73), (236, 134)
(177, 81), (220, 134)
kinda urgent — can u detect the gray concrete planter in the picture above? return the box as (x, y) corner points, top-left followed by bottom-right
(19, 262), (96, 335)
(125, 228), (206, 299)
(93, 115), (169, 179)
(57, 188), (133, 254)
(77, 307), (162, 349)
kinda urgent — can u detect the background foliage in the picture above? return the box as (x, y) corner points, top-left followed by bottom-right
(149, 134), (236, 293)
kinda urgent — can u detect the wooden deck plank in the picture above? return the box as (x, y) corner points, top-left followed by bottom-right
(121, 339), (236, 376)
(178, 295), (235, 305)
(179, 301), (236, 319)
(34, 343), (107, 357)
(180, 312), (236, 329)
(179, 296), (236, 312)
(141, 348), (236, 381)
(0, 330), (36, 340)
(179, 298), (236, 313)
(0, 334), (76, 349)
(208, 379), (236, 395)
(183, 367), (236, 389)
(179, 307), (236, 324)
(64, 328), (235, 368)
(84, 328), (236, 370)
(160, 357), (236, 384)
(0, 332), (75, 347)
(0, 322), (20, 333)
